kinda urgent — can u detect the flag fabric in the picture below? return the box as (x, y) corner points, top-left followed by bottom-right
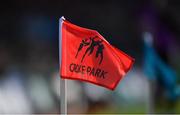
(59, 17), (134, 90)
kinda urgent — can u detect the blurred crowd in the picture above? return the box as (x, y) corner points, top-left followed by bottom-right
(0, 0), (180, 114)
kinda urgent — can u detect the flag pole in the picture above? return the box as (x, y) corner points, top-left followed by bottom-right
(59, 16), (67, 115)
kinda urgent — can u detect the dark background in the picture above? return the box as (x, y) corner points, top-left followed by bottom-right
(0, 0), (180, 114)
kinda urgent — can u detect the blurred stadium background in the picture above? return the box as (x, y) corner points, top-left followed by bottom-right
(1, 0), (180, 114)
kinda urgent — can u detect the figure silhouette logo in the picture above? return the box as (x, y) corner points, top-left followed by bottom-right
(75, 36), (104, 65)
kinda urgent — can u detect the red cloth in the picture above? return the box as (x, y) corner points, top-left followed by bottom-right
(60, 19), (134, 90)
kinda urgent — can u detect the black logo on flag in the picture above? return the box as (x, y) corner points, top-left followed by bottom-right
(75, 36), (104, 65)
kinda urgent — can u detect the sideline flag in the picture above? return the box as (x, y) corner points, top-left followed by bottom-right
(59, 17), (134, 90)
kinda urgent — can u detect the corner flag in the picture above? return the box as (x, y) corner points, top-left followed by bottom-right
(59, 18), (134, 90)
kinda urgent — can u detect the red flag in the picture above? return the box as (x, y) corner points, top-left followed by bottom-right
(59, 18), (134, 90)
